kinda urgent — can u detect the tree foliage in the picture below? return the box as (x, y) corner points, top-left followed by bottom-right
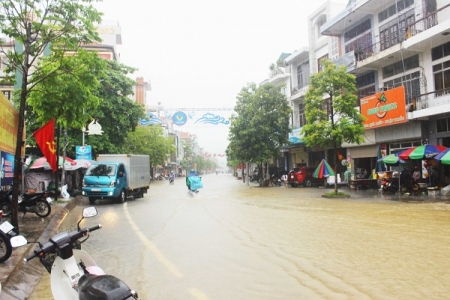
(227, 82), (292, 173)
(121, 125), (175, 168)
(78, 60), (145, 156)
(26, 49), (106, 130)
(301, 59), (365, 192)
(26, 58), (145, 158)
(0, 0), (103, 230)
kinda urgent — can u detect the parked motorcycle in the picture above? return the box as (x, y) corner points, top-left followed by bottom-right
(270, 174), (282, 187)
(381, 177), (400, 194)
(0, 189), (13, 217)
(8, 189), (52, 218)
(250, 172), (260, 183)
(0, 210), (27, 262)
(24, 207), (139, 299)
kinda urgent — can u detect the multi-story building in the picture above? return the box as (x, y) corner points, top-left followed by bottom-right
(319, 0), (450, 183)
(284, 1), (346, 173)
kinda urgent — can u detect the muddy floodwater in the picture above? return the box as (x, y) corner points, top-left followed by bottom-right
(29, 175), (450, 300)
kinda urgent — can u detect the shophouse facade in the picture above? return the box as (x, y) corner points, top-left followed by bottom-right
(319, 0), (450, 184)
(284, 1), (347, 176)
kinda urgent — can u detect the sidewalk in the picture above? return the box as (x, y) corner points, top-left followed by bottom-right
(0, 196), (80, 299)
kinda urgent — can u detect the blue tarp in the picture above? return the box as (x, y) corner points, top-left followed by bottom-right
(187, 176), (203, 191)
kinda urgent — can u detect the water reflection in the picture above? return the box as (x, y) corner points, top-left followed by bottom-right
(28, 177), (450, 300)
(226, 186), (450, 299)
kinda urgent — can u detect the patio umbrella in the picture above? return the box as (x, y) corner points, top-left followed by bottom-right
(399, 144), (447, 160)
(434, 148), (450, 164)
(313, 159), (335, 178)
(375, 146), (386, 172)
(28, 156), (76, 170)
(378, 152), (406, 166)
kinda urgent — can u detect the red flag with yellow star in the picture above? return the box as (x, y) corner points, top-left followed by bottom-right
(33, 119), (57, 172)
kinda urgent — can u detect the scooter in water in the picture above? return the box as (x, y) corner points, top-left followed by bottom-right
(24, 207), (139, 300)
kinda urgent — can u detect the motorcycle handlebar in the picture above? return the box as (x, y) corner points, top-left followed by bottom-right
(24, 224), (102, 262)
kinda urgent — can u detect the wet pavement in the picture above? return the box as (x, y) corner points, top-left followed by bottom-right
(2, 180), (450, 299)
(0, 196), (80, 299)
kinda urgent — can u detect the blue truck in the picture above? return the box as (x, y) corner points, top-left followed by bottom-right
(82, 154), (150, 204)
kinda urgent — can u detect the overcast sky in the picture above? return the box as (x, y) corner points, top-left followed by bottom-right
(94, 0), (348, 156)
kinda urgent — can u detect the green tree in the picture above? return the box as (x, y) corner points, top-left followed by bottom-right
(121, 125), (175, 174)
(76, 60), (145, 155)
(227, 82), (291, 180)
(26, 50), (106, 131)
(26, 58), (144, 159)
(301, 59), (365, 193)
(0, 0), (102, 230)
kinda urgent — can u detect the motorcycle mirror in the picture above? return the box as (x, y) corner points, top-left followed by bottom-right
(10, 235), (27, 248)
(83, 207), (98, 218)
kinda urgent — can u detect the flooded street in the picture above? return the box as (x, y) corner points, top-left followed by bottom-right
(29, 174), (450, 299)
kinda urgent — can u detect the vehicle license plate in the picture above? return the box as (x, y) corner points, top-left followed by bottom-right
(0, 221), (14, 234)
(91, 188), (101, 192)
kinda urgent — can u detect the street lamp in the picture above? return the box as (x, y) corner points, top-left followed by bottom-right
(82, 119), (103, 146)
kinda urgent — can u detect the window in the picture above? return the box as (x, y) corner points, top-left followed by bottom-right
(379, 9), (414, 51)
(390, 140), (421, 153)
(436, 117), (450, 133)
(1, 90), (12, 100)
(344, 19), (371, 42)
(433, 60), (450, 96)
(378, 0), (414, 23)
(356, 72), (375, 88)
(432, 41), (450, 61)
(331, 37), (339, 59)
(0, 56), (8, 70)
(299, 103), (306, 127)
(297, 65), (303, 88)
(316, 15), (327, 39)
(356, 72), (376, 106)
(317, 54), (328, 73)
(382, 55), (419, 78)
(383, 71), (421, 104)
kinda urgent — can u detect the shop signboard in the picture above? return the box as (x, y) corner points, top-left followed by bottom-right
(360, 86), (407, 129)
(76, 145), (92, 160)
(0, 92), (23, 186)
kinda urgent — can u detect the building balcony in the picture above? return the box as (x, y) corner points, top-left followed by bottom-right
(268, 67), (290, 85)
(290, 83), (309, 102)
(409, 88), (450, 119)
(324, 3), (450, 75)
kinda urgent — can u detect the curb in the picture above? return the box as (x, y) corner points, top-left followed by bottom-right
(1, 197), (79, 299)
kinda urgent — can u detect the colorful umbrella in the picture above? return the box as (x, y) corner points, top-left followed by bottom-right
(28, 156), (76, 170)
(313, 159), (335, 178)
(375, 146), (386, 172)
(399, 144), (447, 160)
(378, 152), (406, 166)
(434, 148), (450, 164)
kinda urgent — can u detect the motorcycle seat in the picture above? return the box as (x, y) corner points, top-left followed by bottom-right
(78, 274), (133, 300)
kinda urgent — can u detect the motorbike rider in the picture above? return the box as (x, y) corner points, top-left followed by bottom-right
(169, 171), (175, 183)
(186, 169), (203, 193)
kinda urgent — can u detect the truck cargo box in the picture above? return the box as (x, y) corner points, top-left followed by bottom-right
(96, 154), (150, 190)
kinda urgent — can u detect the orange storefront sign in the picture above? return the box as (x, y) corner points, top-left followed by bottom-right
(360, 86), (408, 129)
